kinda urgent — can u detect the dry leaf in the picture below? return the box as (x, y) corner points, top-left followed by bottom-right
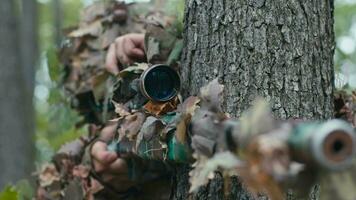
(72, 165), (90, 178)
(112, 101), (130, 117)
(118, 112), (146, 141)
(118, 63), (149, 78)
(189, 152), (243, 193)
(236, 128), (292, 200)
(144, 97), (179, 116)
(175, 114), (190, 143)
(139, 116), (165, 141)
(178, 96), (200, 115)
(234, 98), (275, 152)
(38, 164), (61, 187)
(80, 1), (107, 24)
(91, 71), (110, 103)
(101, 24), (121, 49)
(135, 116), (167, 160)
(69, 20), (103, 38)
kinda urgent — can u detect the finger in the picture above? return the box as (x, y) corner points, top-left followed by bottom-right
(109, 157), (129, 174)
(116, 41), (132, 66)
(100, 123), (118, 142)
(128, 48), (145, 59)
(129, 33), (145, 49)
(117, 53), (132, 66)
(105, 44), (119, 75)
(122, 36), (136, 57)
(91, 141), (118, 166)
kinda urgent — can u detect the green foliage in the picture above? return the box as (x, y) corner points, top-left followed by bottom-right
(165, 0), (185, 24)
(334, 1), (356, 89)
(0, 186), (18, 200)
(0, 180), (34, 200)
(35, 0), (85, 165)
(15, 180), (34, 200)
(46, 46), (61, 82)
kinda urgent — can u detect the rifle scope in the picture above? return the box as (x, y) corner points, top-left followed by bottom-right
(290, 119), (356, 170)
(140, 64), (181, 102)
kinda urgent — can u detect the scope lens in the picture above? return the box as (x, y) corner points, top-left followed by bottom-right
(141, 65), (180, 102)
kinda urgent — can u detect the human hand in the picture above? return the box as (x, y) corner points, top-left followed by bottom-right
(90, 124), (136, 191)
(105, 33), (145, 75)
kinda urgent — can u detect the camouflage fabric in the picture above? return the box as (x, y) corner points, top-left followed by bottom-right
(36, 1), (184, 199)
(59, 1), (146, 125)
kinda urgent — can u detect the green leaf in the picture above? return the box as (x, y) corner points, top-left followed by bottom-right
(47, 47), (60, 82)
(167, 39), (183, 65)
(0, 186), (18, 200)
(15, 180), (34, 200)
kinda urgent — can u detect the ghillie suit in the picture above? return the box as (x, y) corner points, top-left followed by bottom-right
(36, 1), (356, 200)
(36, 1), (182, 199)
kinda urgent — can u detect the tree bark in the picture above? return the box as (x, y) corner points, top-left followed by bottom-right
(174, 0), (334, 199)
(53, 0), (63, 47)
(0, 0), (36, 188)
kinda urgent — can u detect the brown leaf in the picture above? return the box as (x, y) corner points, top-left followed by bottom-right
(56, 138), (86, 162)
(112, 101), (130, 117)
(189, 152), (242, 193)
(234, 98), (275, 152)
(62, 179), (84, 200)
(144, 18), (178, 63)
(144, 97), (179, 116)
(118, 112), (146, 141)
(69, 20), (103, 38)
(135, 116), (166, 160)
(72, 165), (90, 178)
(178, 96), (200, 115)
(91, 71), (110, 103)
(237, 129), (292, 200)
(80, 2), (107, 24)
(139, 116), (165, 141)
(38, 164), (61, 187)
(118, 63), (149, 78)
(175, 114), (190, 143)
(101, 24), (121, 49)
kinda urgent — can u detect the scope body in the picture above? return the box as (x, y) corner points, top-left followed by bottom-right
(288, 119), (355, 170)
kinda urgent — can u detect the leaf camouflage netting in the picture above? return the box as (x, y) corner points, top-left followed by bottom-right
(36, 1), (356, 200)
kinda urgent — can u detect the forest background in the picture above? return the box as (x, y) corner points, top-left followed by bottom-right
(0, 0), (355, 198)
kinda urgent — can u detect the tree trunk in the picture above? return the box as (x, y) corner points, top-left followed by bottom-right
(174, 0), (334, 199)
(0, 0), (36, 188)
(53, 0), (63, 47)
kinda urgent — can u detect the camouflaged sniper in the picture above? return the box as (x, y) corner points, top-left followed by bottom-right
(36, 2), (181, 200)
(37, 1), (356, 200)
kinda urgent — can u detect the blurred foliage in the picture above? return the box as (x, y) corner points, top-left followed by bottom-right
(334, 1), (356, 90)
(0, 186), (17, 200)
(0, 180), (33, 200)
(35, 0), (86, 167)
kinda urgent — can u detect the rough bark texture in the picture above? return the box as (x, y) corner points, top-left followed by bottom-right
(0, 0), (36, 188)
(174, 0), (334, 199)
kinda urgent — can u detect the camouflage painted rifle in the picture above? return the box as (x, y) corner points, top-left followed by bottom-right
(108, 78), (356, 199)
